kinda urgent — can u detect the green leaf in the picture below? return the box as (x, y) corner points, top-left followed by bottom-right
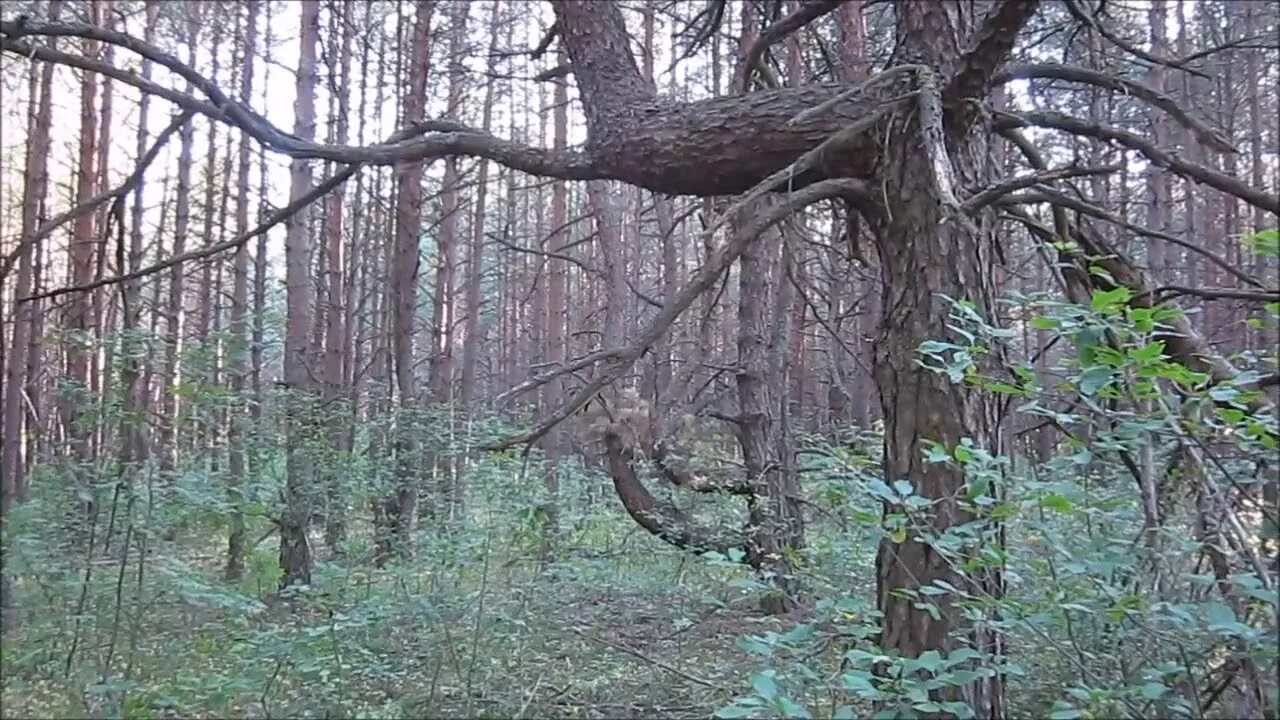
(833, 706), (859, 720)
(1078, 366), (1113, 396)
(775, 696), (813, 719)
(1039, 494), (1076, 512)
(1204, 600), (1237, 627)
(1048, 708), (1082, 720)
(915, 650), (943, 673)
(1030, 316), (1059, 330)
(1091, 286), (1132, 312)
(751, 671), (778, 701)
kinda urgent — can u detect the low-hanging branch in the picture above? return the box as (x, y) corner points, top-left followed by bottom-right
(22, 122), (440, 303)
(2, 110), (193, 284)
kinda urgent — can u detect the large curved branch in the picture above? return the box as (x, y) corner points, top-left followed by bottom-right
(996, 62), (1236, 153)
(485, 178), (870, 450)
(604, 432), (745, 557)
(4, 14), (889, 196)
(996, 110), (1279, 215)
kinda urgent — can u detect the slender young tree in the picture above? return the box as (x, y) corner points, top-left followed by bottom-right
(279, 0), (321, 588)
(225, 0), (259, 582)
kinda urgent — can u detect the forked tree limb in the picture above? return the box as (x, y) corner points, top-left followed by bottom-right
(739, 0), (845, 89)
(943, 0), (1044, 114)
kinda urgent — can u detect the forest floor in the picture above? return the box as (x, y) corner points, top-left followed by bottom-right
(2, 508), (825, 719)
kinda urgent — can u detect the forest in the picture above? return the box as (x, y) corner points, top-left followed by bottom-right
(0, 0), (1276, 717)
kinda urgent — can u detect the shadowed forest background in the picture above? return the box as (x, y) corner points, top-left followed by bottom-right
(0, 0), (1277, 718)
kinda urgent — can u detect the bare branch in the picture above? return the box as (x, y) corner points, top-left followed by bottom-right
(1153, 286), (1280, 304)
(529, 20), (559, 60)
(996, 110), (1279, 215)
(485, 178), (869, 450)
(2, 110), (192, 283)
(740, 0), (844, 89)
(962, 165), (1121, 211)
(996, 62), (1236, 153)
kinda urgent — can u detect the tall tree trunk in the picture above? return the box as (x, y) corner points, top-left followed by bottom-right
(378, 0), (434, 566)
(540, 45), (570, 564)
(64, 0), (103, 534)
(279, 0), (320, 588)
(1, 0), (63, 628)
(250, 1), (273, 426)
(460, 0), (502, 415)
(870, 4), (1017, 715)
(429, 0), (466, 521)
(161, 9), (202, 475)
(225, 0), (259, 582)
(320, 0), (353, 555)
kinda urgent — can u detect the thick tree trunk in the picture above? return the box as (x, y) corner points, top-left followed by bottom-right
(867, 3), (1023, 716)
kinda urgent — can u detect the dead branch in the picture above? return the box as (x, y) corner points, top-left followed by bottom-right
(995, 110), (1278, 215)
(997, 62), (1236, 153)
(962, 165), (1121, 211)
(485, 178), (870, 450)
(1, 110), (192, 283)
